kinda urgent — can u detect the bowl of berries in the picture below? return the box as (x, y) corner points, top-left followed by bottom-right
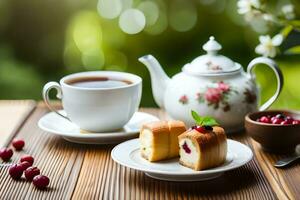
(245, 110), (300, 153)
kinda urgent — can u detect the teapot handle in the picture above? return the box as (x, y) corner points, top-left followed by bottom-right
(247, 57), (284, 111)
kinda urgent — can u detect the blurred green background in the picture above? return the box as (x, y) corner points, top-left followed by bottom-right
(0, 0), (299, 108)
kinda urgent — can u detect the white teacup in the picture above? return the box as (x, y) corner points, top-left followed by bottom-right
(42, 71), (142, 132)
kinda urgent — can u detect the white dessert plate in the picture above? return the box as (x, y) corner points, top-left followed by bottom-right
(112, 138), (253, 181)
(38, 110), (159, 144)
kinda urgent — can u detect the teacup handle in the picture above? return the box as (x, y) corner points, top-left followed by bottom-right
(42, 82), (69, 119)
(247, 57), (284, 111)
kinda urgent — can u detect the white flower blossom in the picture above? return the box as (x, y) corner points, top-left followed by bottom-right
(237, 0), (261, 21)
(282, 4), (295, 20)
(255, 34), (283, 58)
(262, 14), (274, 22)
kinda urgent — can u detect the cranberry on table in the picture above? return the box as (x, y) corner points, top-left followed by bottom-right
(292, 120), (300, 125)
(0, 148), (13, 162)
(12, 139), (25, 151)
(9, 164), (24, 180)
(20, 161), (32, 171)
(20, 155), (34, 165)
(25, 167), (40, 181)
(33, 175), (50, 189)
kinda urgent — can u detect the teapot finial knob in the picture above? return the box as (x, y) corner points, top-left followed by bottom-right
(203, 36), (222, 55)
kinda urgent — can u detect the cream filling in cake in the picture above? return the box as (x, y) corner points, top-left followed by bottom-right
(179, 138), (199, 166)
(140, 129), (153, 157)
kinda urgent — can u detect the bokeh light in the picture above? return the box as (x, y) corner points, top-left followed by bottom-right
(97, 0), (122, 19)
(72, 12), (102, 52)
(119, 8), (146, 34)
(169, 0), (198, 32)
(121, 0), (133, 11)
(64, 11), (104, 70)
(144, 12), (168, 35)
(105, 50), (128, 71)
(81, 49), (105, 70)
(138, 1), (159, 27)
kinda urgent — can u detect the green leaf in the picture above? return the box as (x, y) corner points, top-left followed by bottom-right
(281, 25), (293, 38)
(202, 116), (219, 126)
(284, 45), (300, 55)
(191, 110), (203, 125)
(191, 110), (219, 126)
(289, 20), (300, 29)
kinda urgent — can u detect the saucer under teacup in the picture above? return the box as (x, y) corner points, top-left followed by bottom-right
(38, 110), (159, 144)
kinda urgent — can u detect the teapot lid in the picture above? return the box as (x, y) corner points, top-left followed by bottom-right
(182, 36), (241, 75)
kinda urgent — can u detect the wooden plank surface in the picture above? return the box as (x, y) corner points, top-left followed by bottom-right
(251, 139), (299, 200)
(0, 100), (36, 148)
(0, 101), (299, 199)
(0, 103), (85, 199)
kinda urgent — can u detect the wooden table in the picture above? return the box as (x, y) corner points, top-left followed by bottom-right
(0, 100), (299, 200)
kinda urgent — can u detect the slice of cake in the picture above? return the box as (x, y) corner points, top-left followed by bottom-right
(140, 121), (186, 162)
(178, 126), (227, 170)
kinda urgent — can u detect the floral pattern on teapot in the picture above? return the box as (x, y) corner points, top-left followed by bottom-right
(179, 81), (257, 112)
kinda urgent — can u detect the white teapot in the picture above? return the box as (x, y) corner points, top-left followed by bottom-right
(139, 36), (283, 133)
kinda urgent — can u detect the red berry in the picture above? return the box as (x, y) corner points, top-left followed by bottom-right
(194, 126), (206, 133)
(286, 116), (293, 120)
(33, 175), (49, 189)
(0, 148), (13, 162)
(285, 117), (293, 124)
(281, 121), (290, 125)
(20, 155), (34, 165)
(9, 164), (24, 180)
(259, 116), (270, 123)
(20, 161), (32, 170)
(272, 118), (283, 124)
(292, 120), (300, 125)
(12, 139), (25, 151)
(182, 142), (191, 154)
(25, 167), (40, 181)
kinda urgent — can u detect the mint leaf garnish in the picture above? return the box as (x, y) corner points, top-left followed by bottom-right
(202, 117), (219, 126)
(191, 110), (219, 126)
(191, 110), (203, 125)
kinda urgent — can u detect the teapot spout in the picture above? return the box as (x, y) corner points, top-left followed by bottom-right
(139, 55), (170, 108)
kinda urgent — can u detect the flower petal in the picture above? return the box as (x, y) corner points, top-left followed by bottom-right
(272, 34), (283, 46)
(237, 0), (249, 8)
(255, 44), (265, 55)
(259, 35), (271, 44)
